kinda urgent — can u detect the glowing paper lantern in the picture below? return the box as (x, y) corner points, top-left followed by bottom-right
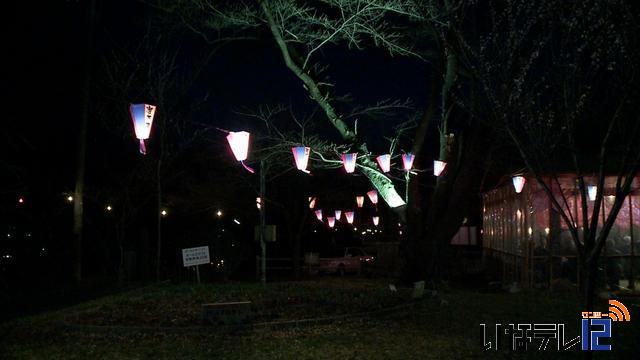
(315, 209), (323, 221)
(587, 185), (597, 201)
(512, 176), (526, 194)
(308, 197), (317, 209)
(256, 197), (262, 210)
(434, 160), (446, 176)
(356, 196), (365, 208)
(129, 103), (156, 154)
(341, 153), (358, 173)
(402, 153), (415, 171)
(226, 131), (254, 173)
(327, 217), (336, 228)
(367, 190), (378, 205)
(372, 216), (380, 226)
(335, 210), (342, 220)
(376, 154), (391, 173)
(345, 211), (354, 224)
(292, 146), (311, 173)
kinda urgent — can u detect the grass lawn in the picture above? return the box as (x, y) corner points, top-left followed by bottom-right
(0, 278), (638, 359)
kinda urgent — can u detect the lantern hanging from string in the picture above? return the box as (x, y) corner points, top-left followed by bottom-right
(335, 210), (342, 221)
(356, 196), (365, 208)
(372, 216), (380, 226)
(314, 209), (323, 221)
(587, 185), (597, 201)
(376, 154), (391, 173)
(345, 211), (354, 224)
(327, 217), (336, 228)
(129, 103), (156, 154)
(402, 153), (415, 171)
(367, 190), (378, 205)
(434, 160), (446, 176)
(512, 176), (526, 193)
(292, 146), (311, 173)
(341, 153), (358, 173)
(226, 131), (254, 173)
(308, 197), (317, 209)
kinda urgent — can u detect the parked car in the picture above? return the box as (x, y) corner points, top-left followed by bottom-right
(318, 247), (374, 275)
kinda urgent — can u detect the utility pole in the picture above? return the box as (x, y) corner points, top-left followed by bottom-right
(259, 160), (266, 286)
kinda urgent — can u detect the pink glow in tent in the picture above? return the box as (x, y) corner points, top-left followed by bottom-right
(335, 210), (342, 220)
(345, 211), (354, 224)
(308, 197), (317, 209)
(341, 153), (358, 173)
(372, 216), (380, 226)
(434, 160), (446, 176)
(292, 147), (311, 173)
(512, 176), (526, 193)
(376, 154), (391, 173)
(367, 190), (378, 205)
(226, 131), (254, 173)
(129, 103), (157, 154)
(327, 217), (336, 228)
(402, 153), (415, 171)
(315, 209), (323, 221)
(356, 196), (364, 208)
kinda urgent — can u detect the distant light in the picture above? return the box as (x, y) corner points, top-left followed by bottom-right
(587, 185), (597, 201)
(399, 230), (403, 235)
(335, 210), (342, 221)
(516, 209), (522, 218)
(256, 197), (262, 210)
(528, 227), (532, 236)
(367, 190), (378, 205)
(512, 176), (526, 193)
(345, 211), (354, 224)
(353, 227), (357, 231)
(233, 219), (241, 225)
(544, 227), (550, 235)
(356, 196), (365, 208)
(216, 210), (223, 217)
(327, 217), (336, 228)
(161, 210), (168, 216)
(106, 205), (113, 212)
(308, 197), (316, 209)
(67, 196), (74, 202)
(18, 197), (24, 204)
(434, 160), (446, 176)
(314, 209), (323, 221)
(372, 216), (379, 226)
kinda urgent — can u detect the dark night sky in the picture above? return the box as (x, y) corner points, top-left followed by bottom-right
(3, 0), (427, 197)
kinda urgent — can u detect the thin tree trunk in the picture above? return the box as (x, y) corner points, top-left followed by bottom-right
(73, 0), (97, 282)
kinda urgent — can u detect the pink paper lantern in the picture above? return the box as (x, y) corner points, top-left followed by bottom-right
(434, 160), (446, 176)
(356, 196), (365, 208)
(129, 103), (156, 154)
(376, 154), (391, 173)
(402, 153), (415, 171)
(292, 146), (311, 173)
(367, 190), (378, 205)
(335, 210), (342, 220)
(372, 216), (380, 226)
(308, 197), (316, 209)
(345, 211), (354, 224)
(327, 217), (336, 228)
(314, 209), (323, 221)
(226, 131), (254, 173)
(341, 153), (358, 173)
(512, 176), (526, 194)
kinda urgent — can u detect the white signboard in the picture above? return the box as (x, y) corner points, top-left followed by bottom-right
(182, 246), (210, 267)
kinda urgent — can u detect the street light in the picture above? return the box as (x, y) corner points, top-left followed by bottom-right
(106, 205), (112, 212)
(67, 196), (74, 202)
(161, 209), (168, 217)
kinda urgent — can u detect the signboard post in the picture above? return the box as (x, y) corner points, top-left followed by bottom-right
(182, 246), (210, 284)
